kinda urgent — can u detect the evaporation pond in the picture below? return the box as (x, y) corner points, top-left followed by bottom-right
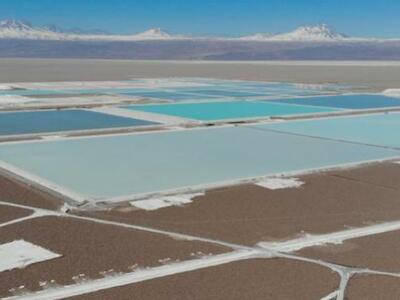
(271, 94), (400, 109)
(124, 100), (339, 121)
(0, 125), (397, 200)
(260, 112), (400, 149)
(0, 109), (158, 136)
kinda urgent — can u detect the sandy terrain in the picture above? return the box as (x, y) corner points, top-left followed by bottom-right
(346, 275), (400, 300)
(0, 216), (229, 298)
(1, 162), (399, 298)
(71, 258), (339, 300)
(298, 229), (400, 272)
(0, 174), (63, 210)
(80, 162), (400, 245)
(0, 204), (32, 223)
(1, 59), (400, 90)
(330, 162), (400, 191)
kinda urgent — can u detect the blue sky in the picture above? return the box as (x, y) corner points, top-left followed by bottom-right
(1, 0), (400, 37)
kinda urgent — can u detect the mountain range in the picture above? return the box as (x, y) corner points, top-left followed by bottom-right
(0, 19), (371, 42)
(0, 19), (180, 41)
(1, 20), (400, 60)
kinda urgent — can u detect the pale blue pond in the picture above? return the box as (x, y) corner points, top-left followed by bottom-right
(258, 113), (400, 149)
(227, 82), (327, 94)
(0, 109), (158, 136)
(271, 94), (400, 109)
(124, 100), (340, 121)
(0, 125), (397, 201)
(122, 91), (217, 101)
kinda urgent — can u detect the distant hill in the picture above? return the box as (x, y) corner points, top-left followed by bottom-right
(239, 24), (348, 42)
(1, 20), (400, 60)
(0, 19), (380, 42)
(0, 19), (183, 41)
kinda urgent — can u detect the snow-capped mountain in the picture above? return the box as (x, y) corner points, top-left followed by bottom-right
(0, 19), (61, 40)
(1, 20), (399, 60)
(0, 19), (30, 31)
(0, 20), (382, 42)
(132, 28), (175, 40)
(271, 24), (347, 41)
(241, 24), (348, 41)
(0, 19), (183, 41)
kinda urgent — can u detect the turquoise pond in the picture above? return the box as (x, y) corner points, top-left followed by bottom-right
(179, 89), (267, 98)
(0, 125), (397, 201)
(123, 100), (340, 121)
(0, 89), (66, 96)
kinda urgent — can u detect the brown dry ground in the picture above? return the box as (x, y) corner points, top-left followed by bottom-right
(0, 159), (399, 298)
(1, 59), (400, 91)
(0, 216), (229, 298)
(0, 204), (32, 223)
(0, 174), (63, 210)
(346, 274), (400, 300)
(331, 162), (400, 191)
(298, 229), (400, 273)
(71, 258), (340, 300)
(81, 162), (400, 245)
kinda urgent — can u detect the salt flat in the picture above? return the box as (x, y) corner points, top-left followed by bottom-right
(1, 59), (400, 90)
